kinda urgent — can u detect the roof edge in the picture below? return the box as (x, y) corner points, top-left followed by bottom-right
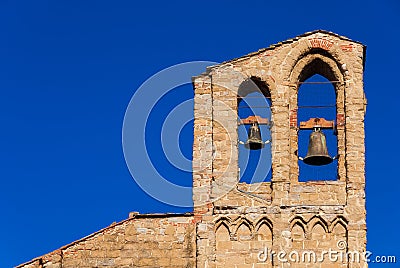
(204, 29), (366, 71)
(16, 212), (194, 268)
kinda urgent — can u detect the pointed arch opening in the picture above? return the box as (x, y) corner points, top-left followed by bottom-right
(255, 218), (273, 242)
(292, 53), (345, 182)
(330, 216), (348, 242)
(290, 217), (307, 240)
(311, 222), (327, 240)
(236, 222), (252, 241)
(237, 77), (272, 184)
(291, 222), (305, 250)
(216, 222), (231, 242)
(298, 74), (338, 181)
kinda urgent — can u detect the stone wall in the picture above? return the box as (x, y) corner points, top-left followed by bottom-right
(17, 214), (195, 268)
(192, 30), (367, 267)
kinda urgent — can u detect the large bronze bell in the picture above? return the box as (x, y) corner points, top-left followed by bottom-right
(303, 127), (333, 166)
(245, 122), (264, 150)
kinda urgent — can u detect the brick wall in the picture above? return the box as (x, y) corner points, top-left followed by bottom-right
(193, 30), (367, 267)
(17, 214), (195, 268)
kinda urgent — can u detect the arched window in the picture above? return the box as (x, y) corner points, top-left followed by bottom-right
(297, 74), (337, 181)
(237, 78), (272, 183)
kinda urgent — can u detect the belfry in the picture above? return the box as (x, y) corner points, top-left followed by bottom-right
(192, 30), (367, 267)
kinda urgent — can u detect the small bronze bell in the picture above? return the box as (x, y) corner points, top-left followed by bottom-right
(245, 122), (264, 150)
(303, 127), (333, 166)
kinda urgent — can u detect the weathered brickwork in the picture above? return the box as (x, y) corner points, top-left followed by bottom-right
(17, 214), (195, 268)
(18, 30), (367, 268)
(193, 30), (366, 268)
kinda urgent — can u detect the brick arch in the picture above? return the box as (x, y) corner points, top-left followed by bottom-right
(237, 76), (272, 101)
(331, 221), (347, 235)
(288, 51), (347, 182)
(288, 48), (347, 122)
(240, 67), (277, 99)
(237, 76), (272, 129)
(254, 217), (273, 242)
(280, 37), (350, 83)
(310, 222), (327, 242)
(237, 76), (274, 184)
(233, 217), (254, 235)
(329, 216), (348, 233)
(209, 65), (276, 100)
(255, 217), (273, 231)
(214, 216), (232, 230)
(215, 222), (231, 242)
(308, 215), (329, 233)
(290, 223), (305, 256)
(288, 50), (346, 132)
(290, 53), (345, 89)
(291, 222), (306, 243)
(215, 217), (232, 243)
(290, 216), (307, 232)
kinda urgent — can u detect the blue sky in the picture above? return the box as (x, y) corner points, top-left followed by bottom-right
(1, 0), (399, 267)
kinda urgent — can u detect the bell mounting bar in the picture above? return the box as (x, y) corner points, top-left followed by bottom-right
(299, 117), (334, 130)
(238, 115), (270, 125)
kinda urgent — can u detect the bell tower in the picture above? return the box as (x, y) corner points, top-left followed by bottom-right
(192, 30), (367, 267)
